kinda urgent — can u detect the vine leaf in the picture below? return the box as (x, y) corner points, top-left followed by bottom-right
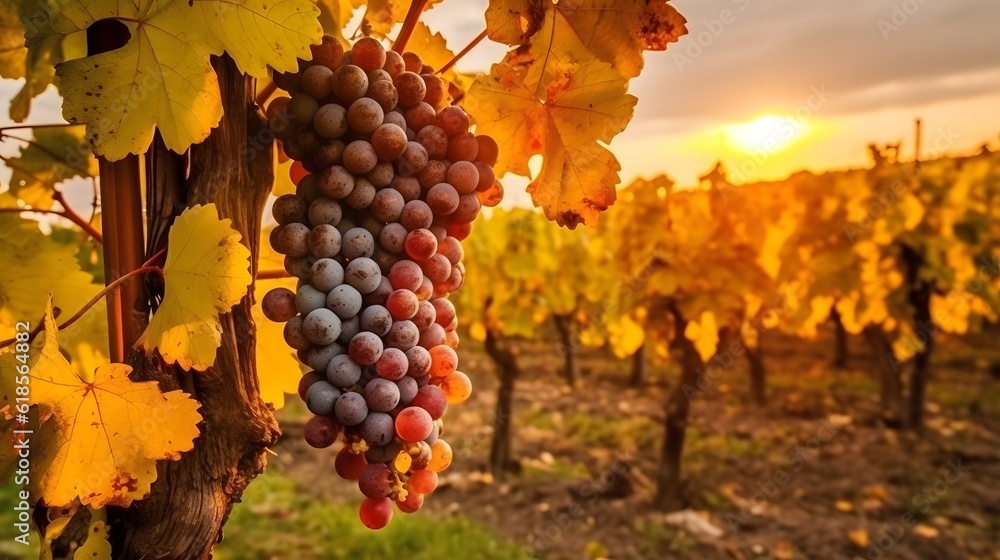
(137, 204), (252, 371)
(608, 314), (644, 359)
(485, 0), (547, 45)
(33, 0), (321, 160)
(253, 234), (302, 409)
(6, 126), (98, 210)
(466, 8), (636, 227)
(363, 0), (442, 37)
(684, 311), (718, 362)
(17, 300), (202, 508)
(316, 0), (365, 44)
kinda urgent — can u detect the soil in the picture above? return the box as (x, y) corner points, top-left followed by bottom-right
(275, 328), (1000, 560)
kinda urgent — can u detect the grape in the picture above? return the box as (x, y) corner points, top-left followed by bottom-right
(361, 412), (395, 446)
(395, 407), (433, 443)
(342, 227), (375, 259)
(435, 106), (469, 136)
(271, 223), (310, 257)
(345, 257), (382, 294)
(304, 342), (344, 372)
(371, 188), (405, 222)
(440, 265), (464, 293)
(303, 308), (342, 345)
(288, 94), (319, 127)
(421, 73), (445, 108)
(416, 125), (448, 160)
(407, 441), (433, 470)
(327, 353), (363, 388)
(432, 298), (456, 327)
(305, 380), (341, 415)
(360, 305), (392, 337)
(389, 260), (423, 291)
(375, 347), (408, 380)
(307, 259), (342, 293)
(332, 65), (369, 102)
(338, 314), (361, 346)
(425, 423), (439, 446)
(272, 194), (307, 225)
(415, 276), (434, 301)
(410, 385), (447, 420)
(366, 162), (395, 190)
(418, 323), (446, 349)
(386, 289), (419, 320)
(364, 377), (401, 412)
(344, 176), (376, 209)
(396, 141), (429, 177)
(335, 391), (369, 426)
(421, 254), (452, 285)
(452, 193), (482, 223)
(400, 200), (433, 231)
(266, 96), (291, 121)
(284, 255), (314, 279)
(343, 140), (378, 174)
(402, 52), (423, 73)
(319, 165), (355, 198)
(392, 176), (422, 202)
(298, 371), (324, 401)
(371, 246), (398, 274)
(378, 222), (407, 254)
(408, 469), (438, 494)
(413, 374), (430, 388)
(403, 102), (436, 131)
(309, 223), (342, 258)
(382, 50), (405, 76)
(336, 447), (368, 480)
(308, 198), (343, 227)
(347, 97), (384, 134)
(436, 237), (463, 266)
(362, 276), (393, 307)
(359, 463), (393, 499)
(397, 376), (418, 405)
(405, 347), (432, 378)
(327, 284), (363, 318)
(366, 79), (398, 112)
(446, 220), (473, 240)
(314, 103), (348, 139)
(439, 371), (472, 403)
(428, 345), (458, 378)
(446, 161), (480, 195)
(351, 37), (386, 72)
(385, 320), (419, 350)
(365, 440), (403, 463)
(365, 127), (405, 164)
(448, 132), (479, 162)
(262, 287), (297, 321)
(428, 439), (453, 472)
(412, 300), (436, 331)
(304, 415), (340, 448)
(404, 229), (438, 262)
(350, 331), (384, 365)
(426, 183), (459, 215)
(393, 72), (426, 108)
(308, 34), (342, 68)
(397, 490), (424, 514)
(359, 497), (393, 529)
(382, 110), (407, 131)
(297, 174), (321, 204)
(301, 65), (334, 99)
(296, 285), (327, 315)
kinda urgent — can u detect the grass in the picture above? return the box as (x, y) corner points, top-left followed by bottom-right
(215, 469), (528, 560)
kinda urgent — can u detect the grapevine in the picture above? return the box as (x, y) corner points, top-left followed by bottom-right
(261, 36), (501, 529)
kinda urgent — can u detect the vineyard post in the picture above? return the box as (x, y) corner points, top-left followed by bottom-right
(745, 340), (767, 407)
(630, 343), (648, 387)
(863, 325), (903, 427)
(484, 329), (519, 477)
(552, 314), (578, 388)
(901, 244), (933, 433)
(831, 306), (850, 370)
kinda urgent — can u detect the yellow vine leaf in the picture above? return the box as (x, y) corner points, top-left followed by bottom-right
(363, 0), (442, 37)
(608, 314), (645, 359)
(253, 235), (302, 409)
(0, 0), (27, 79)
(6, 126), (98, 210)
(29, 300), (202, 508)
(74, 508), (112, 560)
(34, 0), (321, 160)
(316, 0), (364, 44)
(466, 8), (636, 227)
(485, 0), (547, 45)
(406, 22), (455, 76)
(684, 311), (718, 362)
(555, 0), (687, 79)
(137, 204), (252, 371)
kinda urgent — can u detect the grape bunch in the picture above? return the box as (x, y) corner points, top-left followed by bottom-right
(260, 36), (502, 530)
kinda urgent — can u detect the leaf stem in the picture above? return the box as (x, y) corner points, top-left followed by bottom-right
(256, 269), (293, 280)
(141, 246), (168, 268)
(392, 0), (430, 53)
(53, 190), (104, 242)
(437, 29), (488, 75)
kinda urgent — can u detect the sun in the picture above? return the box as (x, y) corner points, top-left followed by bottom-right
(725, 114), (808, 154)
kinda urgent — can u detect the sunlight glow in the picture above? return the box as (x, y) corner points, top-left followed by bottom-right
(725, 114), (809, 155)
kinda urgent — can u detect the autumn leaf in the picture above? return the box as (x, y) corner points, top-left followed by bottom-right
(485, 0), (547, 45)
(137, 204), (252, 371)
(6, 126), (98, 210)
(316, 0), (364, 44)
(555, 0), (687, 79)
(608, 314), (645, 359)
(684, 311), (718, 362)
(253, 235), (302, 409)
(406, 22), (456, 76)
(363, 0), (442, 37)
(27, 300), (202, 508)
(32, 0), (321, 160)
(0, 0), (27, 79)
(466, 8), (636, 227)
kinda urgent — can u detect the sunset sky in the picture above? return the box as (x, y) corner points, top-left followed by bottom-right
(2, 0), (999, 204)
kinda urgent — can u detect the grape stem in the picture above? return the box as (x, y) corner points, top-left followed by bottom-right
(392, 0), (430, 53)
(437, 29), (488, 75)
(0, 265), (162, 349)
(257, 269), (293, 280)
(0, 123), (79, 133)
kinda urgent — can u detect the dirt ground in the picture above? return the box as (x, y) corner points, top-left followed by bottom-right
(275, 328), (1000, 560)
